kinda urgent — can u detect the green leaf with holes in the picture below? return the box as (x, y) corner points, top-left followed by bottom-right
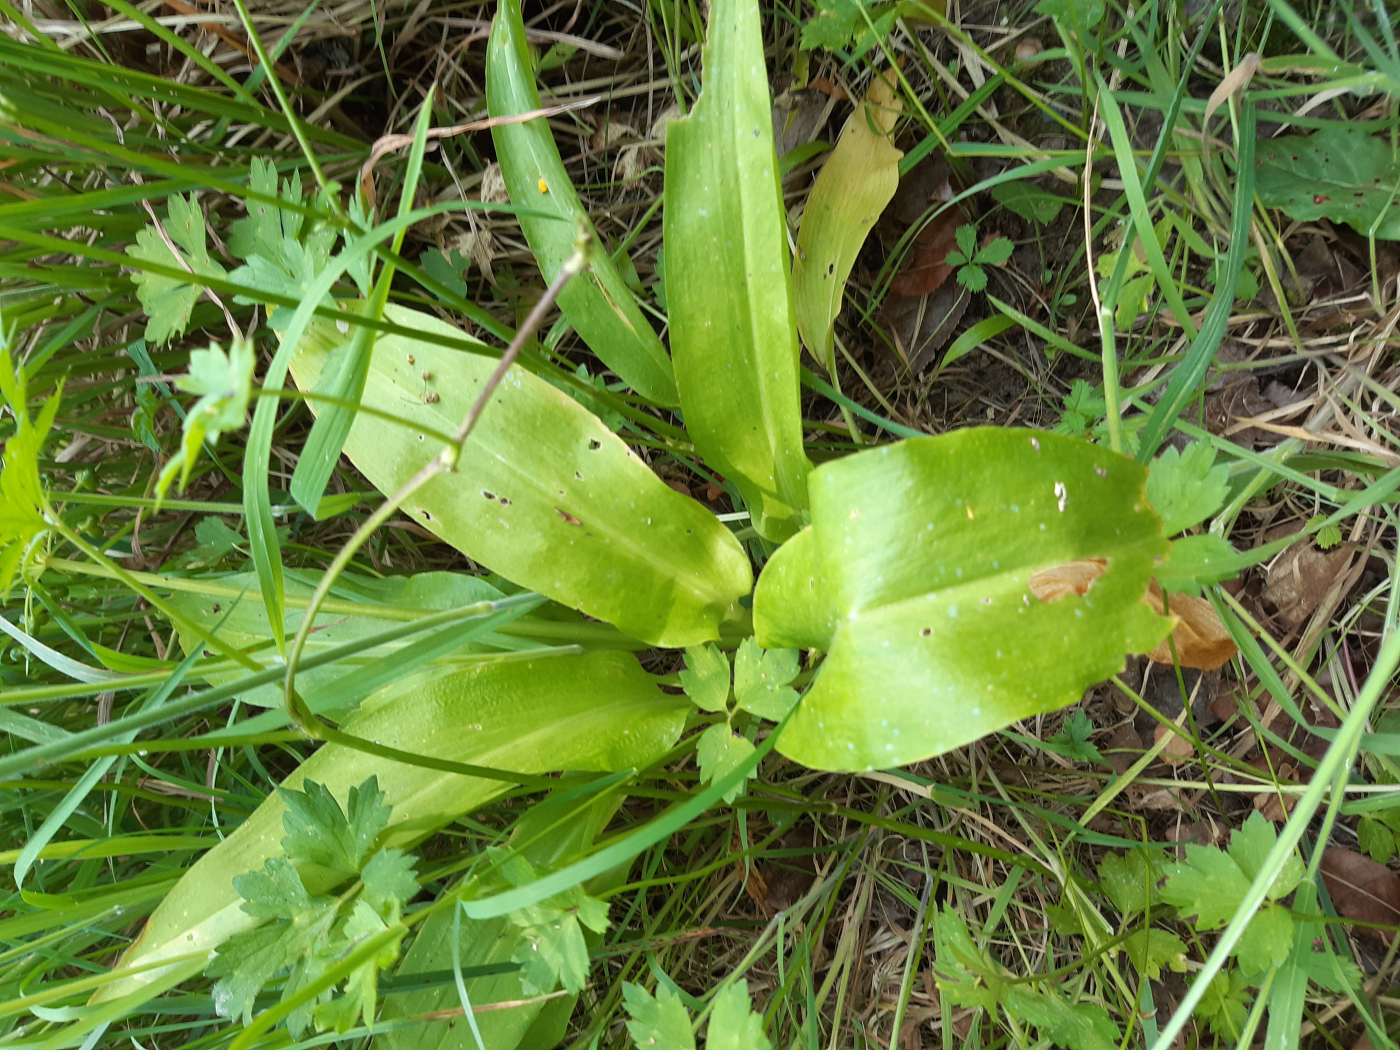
(664, 0), (812, 541)
(487, 0), (678, 405)
(286, 303), (751, 647)
(1256, 126), (1400, 240)
(753, 428), (1171, 771)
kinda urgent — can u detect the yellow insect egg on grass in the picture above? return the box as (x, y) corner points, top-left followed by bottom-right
(537, 177), (549, 193)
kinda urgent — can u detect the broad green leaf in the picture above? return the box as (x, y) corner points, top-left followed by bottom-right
(707, 982), (770, 1050)
(664, 0), (812, 541)
(697, 723), (757, 803)
(623, 983), (695, 1050)
(680, 642), (731, 713)
(94, 650), (688, 1003)
(166, 568), (506, 720)
(1146, 441), (1229, 535)
(1256, 126), (1400, 240)
(381, 792), (625, 1050)
(754, 428), (1170, 771)
(126, 193), (228, 345)
(794, 69), (903, 366)
(486, 0), (677, 405)
(749, 525), (838, 650)
(287, 303), (751, 646)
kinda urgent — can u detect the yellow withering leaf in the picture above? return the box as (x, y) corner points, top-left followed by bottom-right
(793, 69), (903, 367)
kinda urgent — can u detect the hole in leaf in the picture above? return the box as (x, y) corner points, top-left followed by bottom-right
(1028, 558), (1107, 602)
(588, 439), (601, 450)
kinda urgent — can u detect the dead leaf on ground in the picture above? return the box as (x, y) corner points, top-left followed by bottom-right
(1106, 722), (1145, 775)
(772, 87), (831, 158)
(1028, 561), (1237, 670)
(1153, 723), (1195, 765)
(1264, 542), (1353, 629)
(1320, 847), (1400, 944)
(879, 280), (969, 373)
(1127, 784), (1184, 811)
(873, 155), (975, 373)
(1245, 752), (1300, 821)
(889, 189), (965, 298)
(1164, 820), (1215, 860)
(1142, 583), (1238, 671)
(743, 827), (817, 917)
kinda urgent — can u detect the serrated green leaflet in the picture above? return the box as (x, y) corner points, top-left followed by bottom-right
(382, 792), (623, 1050)
(1146, 440), (1230, 536)
(125, 194), (228, 346)
(664, 0), (811, 541)
(287, 303), (750, 647)
(755, 428), (1171, 771)
(486, 0), (677, 406)
(95, 650), (687, 1004)
(1256, 125), (1400, 239)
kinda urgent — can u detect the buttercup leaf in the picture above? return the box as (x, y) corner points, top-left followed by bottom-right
(680, 643), (731, 713)
(127, 194), (229, 345)
(623, 982), (695, 1050)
